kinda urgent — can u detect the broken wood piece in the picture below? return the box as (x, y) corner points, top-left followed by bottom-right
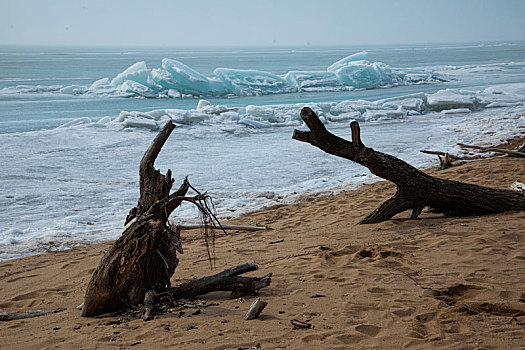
(0, 308), (64, 321)
(310, 293), (326, 298)
(167, 264), (272, 300)
(268, 239), (284, 244)
(245, 298), (268, 320)
(291, 319), (312, 329)
(458, 143), (525, 158)
(420, 150), (468, 169)
(178, 224), (275, 231)
(438, 153), (454, 170)
(420, 150), (466, 160)
(293, 107), (525, 223)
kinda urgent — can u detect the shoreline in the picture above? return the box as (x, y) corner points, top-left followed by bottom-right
(2, 132), (523, 263)
(2, 90), (525, 261)
(1, 138), (524, 348)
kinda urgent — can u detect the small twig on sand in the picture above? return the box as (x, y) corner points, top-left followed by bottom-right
(0, 308), (64, 321)
(399, 270), (430, 290)
(291, 319), (313, 329)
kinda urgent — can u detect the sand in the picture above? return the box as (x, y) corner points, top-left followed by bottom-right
(1, 152), (525, 349)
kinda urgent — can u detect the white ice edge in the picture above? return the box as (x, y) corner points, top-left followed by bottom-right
(74, 82), (525, 131)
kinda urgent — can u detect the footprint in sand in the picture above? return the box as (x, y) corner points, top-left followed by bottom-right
(6, 274), (38, 283)
(355, 324), (381, 337)
(415, 311), (437, 323)
(367, 287), (390, 294)
(316, 245), (404, 268)
(391, 306), (416, 318)
(426, 283), (483, 306)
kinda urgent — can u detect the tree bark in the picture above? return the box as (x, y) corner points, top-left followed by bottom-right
(81, 122), (271, 317)
(292, 107), (525, 224)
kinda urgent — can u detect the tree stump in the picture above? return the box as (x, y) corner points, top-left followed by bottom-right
(81, 121), (271, 317)
(292, 107), (525, 224)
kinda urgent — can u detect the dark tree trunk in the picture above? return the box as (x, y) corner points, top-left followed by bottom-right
(82, 121), (271, 317)
(292, 107), (525, 224)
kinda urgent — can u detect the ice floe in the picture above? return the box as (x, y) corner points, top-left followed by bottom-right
(101, 82), (525, 131)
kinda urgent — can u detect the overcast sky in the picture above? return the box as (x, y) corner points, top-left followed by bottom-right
(1, 0), (524, 46)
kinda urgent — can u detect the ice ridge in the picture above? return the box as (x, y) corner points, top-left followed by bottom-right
(1, 52), (447, 99)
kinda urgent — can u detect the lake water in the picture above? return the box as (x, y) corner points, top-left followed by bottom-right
(1, 42), (524, 260)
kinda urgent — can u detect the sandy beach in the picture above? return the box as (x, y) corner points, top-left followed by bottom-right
(2, 0), (525, 348)
(1, 147), (525, 349)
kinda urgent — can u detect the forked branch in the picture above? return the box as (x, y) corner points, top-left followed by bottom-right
(293, 107), (525, 224)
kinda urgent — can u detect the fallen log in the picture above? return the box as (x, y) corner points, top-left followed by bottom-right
(167, 264), (271, 300)
(142, 264), (271, 320)
(292, 107), (525, 224)
(81, 121), (271, 317)
(458, 143), (525, 158)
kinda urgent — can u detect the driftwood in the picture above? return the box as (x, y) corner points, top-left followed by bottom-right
(420, 150), (463, 170)
(143, 264), (271, 320)
(178, 224), (275, 232)
(458, 143), (525, 158)
(245, 298), (268, 320)
(0, 309), (63, 321)
(81, 121), (271, 317)
(291, 319), (313, 329)
(420, 150), (468, 160)
(292, 107), (525, 224)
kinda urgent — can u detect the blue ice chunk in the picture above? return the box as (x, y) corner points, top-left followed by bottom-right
(334, 61), (401, 89)
(208, 77), (228, 95)
(161, 58), (220, 96)
(327, 51), (369, 71)
(284, 71), (343, 91)
(214, 68), (297, 96)
(110, 61), (150, 87)
(149, 68), (179, 89)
